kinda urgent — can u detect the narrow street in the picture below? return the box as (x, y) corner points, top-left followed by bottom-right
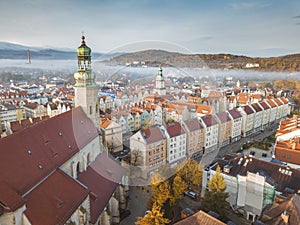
(120, 186), (151, 225)
(218, 122), (278, 158)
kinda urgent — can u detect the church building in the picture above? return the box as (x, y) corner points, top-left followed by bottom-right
(0, 36), (126, 225)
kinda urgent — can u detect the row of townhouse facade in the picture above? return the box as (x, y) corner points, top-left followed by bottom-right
(112, 104), (164, 134)
(238, 97), (289, 137)
(129, 97), (290, 178)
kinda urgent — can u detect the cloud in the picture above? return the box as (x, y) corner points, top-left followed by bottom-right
(229, 2), (271, 10)
(293, 15), (300, 19)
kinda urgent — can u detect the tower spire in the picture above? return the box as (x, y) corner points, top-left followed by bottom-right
(74, 34), (95, 87)
(73, 34), (99, 128)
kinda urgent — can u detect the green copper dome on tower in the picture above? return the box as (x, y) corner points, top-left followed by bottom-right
(74, 34), (95, 87)
(77, 35), (91, 56)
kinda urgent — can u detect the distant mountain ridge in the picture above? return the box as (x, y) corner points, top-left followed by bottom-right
(1, 42), (299, 72)
(108, 49), (300, 72)
(0, 41), (104, 60)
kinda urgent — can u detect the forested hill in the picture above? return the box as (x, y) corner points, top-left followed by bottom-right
(107, 49), (300, 72)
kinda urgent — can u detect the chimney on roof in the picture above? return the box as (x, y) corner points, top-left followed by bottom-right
(223, 164), (232, 174)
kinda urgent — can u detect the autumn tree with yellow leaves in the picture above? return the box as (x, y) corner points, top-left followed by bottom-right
(201, 165), (229, 217)
(135, 202), (170, 225)
(170, 175), (188, 206)
(175, 158), (203, 187)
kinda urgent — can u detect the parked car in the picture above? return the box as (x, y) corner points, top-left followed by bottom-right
(262, 152), (267, 157)
(250, 150), (256, 156)
(184, 191), (197, 199)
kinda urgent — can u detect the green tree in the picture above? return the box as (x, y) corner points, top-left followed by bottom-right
(135, 202), (170, 225)
(201, 166), (229, 217)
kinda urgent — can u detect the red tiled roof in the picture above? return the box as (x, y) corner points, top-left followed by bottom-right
(0, 182), (25, 212)
(259, 102), (270, 110)
(259, 194), (300, 225)
(280, 97), (289, 104)
(243, 105), (255, 115)
(227, 108), (242, 119)
(215, 112), (231, 123)
(174, 210), (226, 225)
(237, 93), (250, 104)
(196, 104), (212, 115)
(251, 93), (261, 99)
(267, 100), (277, 108)
(274, 98), (283, 106)
(142, 126), (164, 144)
(200, 115), (218, 127)
(24, 169), (89, 225)
(251, 103), (262, 112)
(0, 107), (98, 197)
(77, 154), (124, 224)
(166, 122), (186, 137)
(184, 118), (203, 132)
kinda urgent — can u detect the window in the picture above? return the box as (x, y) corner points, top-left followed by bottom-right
(89, 106), (92, 115)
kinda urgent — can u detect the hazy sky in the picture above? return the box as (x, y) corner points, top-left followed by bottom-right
(1, 0), (300, 56)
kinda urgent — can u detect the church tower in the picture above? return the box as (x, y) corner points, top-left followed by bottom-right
(153, 67), (166, 96)
(74, 35), (99, 127)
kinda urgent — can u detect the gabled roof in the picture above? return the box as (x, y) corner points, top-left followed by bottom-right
(267, 100), (277, 108)
(251, 93), (262, 99)
(77, 154), (124, 224)
(252, 103), (263, 112)
(24, 169), (89, 225)
(0, 107), (97, 198)
(259, 102), (270, 110)
(166, 122), (186, 137)
(142, 126), (165, 144)
(274, 98), (283, 106)
(174, 210), (226, 225)
(259, 194), (300, 225)
(200, 115), (218, 127)
(184, 118), (203, 132)
(280, 97), (289, 104)
(227, 108), (242, 119)
(243, 105), (255, 115)
(215, 112), (231, 123)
